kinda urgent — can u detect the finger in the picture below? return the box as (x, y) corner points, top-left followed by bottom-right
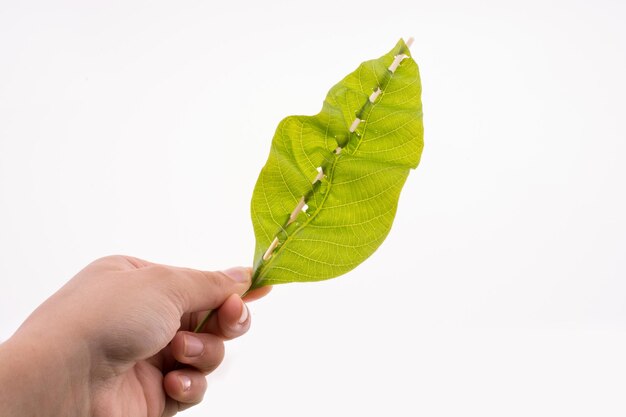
(163, 369), (207, 408)
(170, 331), (225, 374)
(139, 265), (252, 313)
(182, 286), (270, 331)
(243, 285), (272, 302)
(196, 294), (251, 340)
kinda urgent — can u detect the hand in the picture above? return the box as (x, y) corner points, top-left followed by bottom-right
(0, 255), (271, 417)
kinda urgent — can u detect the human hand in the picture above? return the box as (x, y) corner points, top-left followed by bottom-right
(0, 255), (271, 417)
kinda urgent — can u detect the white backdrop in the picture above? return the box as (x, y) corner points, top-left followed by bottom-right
(1, 1), (625, 416)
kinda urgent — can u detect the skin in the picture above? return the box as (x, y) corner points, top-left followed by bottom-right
(0, 255), (271, 417)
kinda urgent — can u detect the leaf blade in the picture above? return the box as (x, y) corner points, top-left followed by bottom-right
(251, 39), (423, 287)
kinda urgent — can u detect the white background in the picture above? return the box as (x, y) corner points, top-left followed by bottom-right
(1, 1), (625, 416)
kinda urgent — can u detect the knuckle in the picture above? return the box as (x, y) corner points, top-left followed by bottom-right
(146, 266), (188, 309)
(88, 255), (149, 271)
(202, 271), (231, 292)
(88, 254), (126, 269)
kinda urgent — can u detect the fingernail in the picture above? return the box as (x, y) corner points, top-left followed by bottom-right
(179, 375), (192, 392)
(221, 267), (250, 283)
(238, 302), (249, 324)
(183, 334), (204, 358)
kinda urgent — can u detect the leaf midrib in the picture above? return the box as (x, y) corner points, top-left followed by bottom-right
(252, 152), (341, 287)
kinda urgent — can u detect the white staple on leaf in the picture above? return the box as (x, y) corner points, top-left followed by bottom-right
(388, 54), (408, 73)
(369, 87), (381, 103)
(312, 166), (324, 184)
(263, 237), (280, 261)
(288, 196), (307, 225)
(349, 118), (361, 132)
(335, 146), (342, 154)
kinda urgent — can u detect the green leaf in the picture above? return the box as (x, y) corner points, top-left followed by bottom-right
(250, 39), (423, 288)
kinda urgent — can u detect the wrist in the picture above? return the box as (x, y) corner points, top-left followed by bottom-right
(0, 325), (92, 417)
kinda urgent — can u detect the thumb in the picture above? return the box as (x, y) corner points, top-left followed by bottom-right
(143, 264), (252, 313)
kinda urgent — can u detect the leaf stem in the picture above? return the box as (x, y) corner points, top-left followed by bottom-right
(193, 310), (213, 333)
